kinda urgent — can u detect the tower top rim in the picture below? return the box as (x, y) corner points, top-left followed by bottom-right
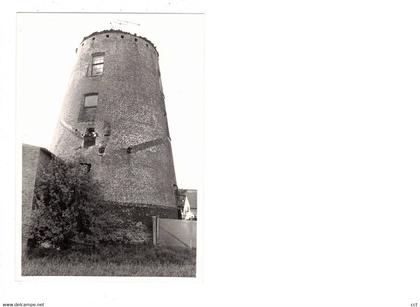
(80, 29), (158, 54)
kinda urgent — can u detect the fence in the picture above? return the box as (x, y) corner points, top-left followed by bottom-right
(152, 217), (196, 249)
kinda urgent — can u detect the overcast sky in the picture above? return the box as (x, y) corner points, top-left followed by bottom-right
(17, 13), (204, 189)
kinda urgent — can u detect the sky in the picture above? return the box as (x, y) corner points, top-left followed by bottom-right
(16, 13), (204, 189)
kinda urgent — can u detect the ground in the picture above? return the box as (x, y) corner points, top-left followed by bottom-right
(22, 244), (196, 277)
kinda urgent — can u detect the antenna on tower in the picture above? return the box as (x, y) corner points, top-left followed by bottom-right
(109, 20), (141, 35)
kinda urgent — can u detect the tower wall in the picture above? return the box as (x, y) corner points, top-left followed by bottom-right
(51, 30), (177, 207)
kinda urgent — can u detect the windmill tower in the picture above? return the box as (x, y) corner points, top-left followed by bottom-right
(50, 29), (178, 207)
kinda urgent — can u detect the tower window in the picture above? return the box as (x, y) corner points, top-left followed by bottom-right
(83, 128), (96, 148)
(78, 94), (98, 122)
(84, 94), (98, 108)
(91, 53), (104, 76)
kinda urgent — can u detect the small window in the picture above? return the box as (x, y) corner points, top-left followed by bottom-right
(104, 128), (111, 136)
(84, 137), (95, 148)
(84, 94), (98, 108)
(79, 95), (98, 122)
(91, 54), (104, 76)
(83, 128), (96, 148)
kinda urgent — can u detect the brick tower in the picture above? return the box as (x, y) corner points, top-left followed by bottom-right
(50, 30), (177, 207)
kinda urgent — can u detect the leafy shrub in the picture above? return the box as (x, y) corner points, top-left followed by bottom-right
(89, 204), (151, 245)
(28, 158), (102, 250)
(28, 158), (151, 251)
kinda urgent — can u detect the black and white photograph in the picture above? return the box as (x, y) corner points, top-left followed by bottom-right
(2, 0), (420, 306)
(17, 13), (203, 277)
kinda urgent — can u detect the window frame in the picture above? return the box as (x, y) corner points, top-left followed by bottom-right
(91, 53), (105, 76)
(83, 93), (98, 108)
(78, 93), (98, 122)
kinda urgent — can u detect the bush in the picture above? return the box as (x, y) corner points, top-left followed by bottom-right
(29, 158), (102, 250)
(28, 158), (151, 251)
(89, 203), (151, 245)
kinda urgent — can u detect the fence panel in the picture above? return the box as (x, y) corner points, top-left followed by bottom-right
(153, 217), (196, 248)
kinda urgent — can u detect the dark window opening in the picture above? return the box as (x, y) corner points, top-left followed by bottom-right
(127, 147), (132, 154)
(98, 146), (105, 154)
(83, 137), (95, 148)
(121, 35), (124, 38)
(83, 128), (96, 148)
(106, 34), (109, 38)
(134, 38), (138, 42)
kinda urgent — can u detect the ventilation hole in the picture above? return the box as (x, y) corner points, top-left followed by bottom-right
(146, 43), (148, 47)
(121, 35), (124, 38)
(106, 34), (109, 38)
(92, 37), (95, 40)
(127, 147), (132, 153)
(98, 146), (105, 154)
(134, 38), (138, 42)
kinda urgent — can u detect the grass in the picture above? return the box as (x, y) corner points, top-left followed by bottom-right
(22, 244), (196, 277)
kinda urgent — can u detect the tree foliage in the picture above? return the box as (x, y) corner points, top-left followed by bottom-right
(29, 158), (101, 250)
(28, 158), (151, 250)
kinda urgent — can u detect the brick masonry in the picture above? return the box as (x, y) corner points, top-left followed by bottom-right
(21, 144), (53, 255)
(104, 201), (179, 230)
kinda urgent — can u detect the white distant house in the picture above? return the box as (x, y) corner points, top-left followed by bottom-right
(177, 189), (197, 220)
